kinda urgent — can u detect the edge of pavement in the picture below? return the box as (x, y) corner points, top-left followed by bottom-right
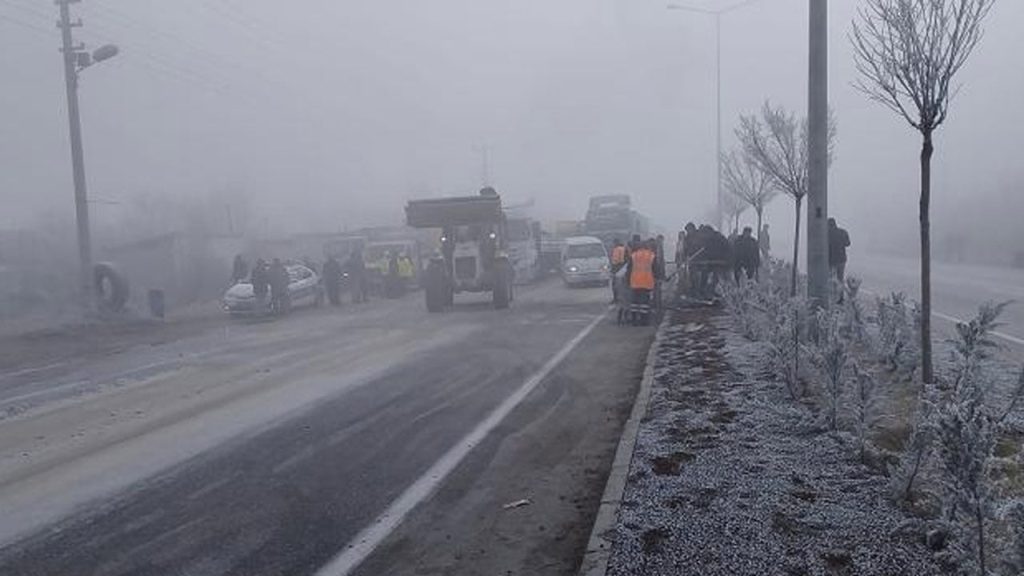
(576, 312), (669, 576)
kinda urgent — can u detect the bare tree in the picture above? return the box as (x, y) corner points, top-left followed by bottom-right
(720, 187), (748, 235)
(736, 102), (835, 297)
(850, 0), (995, 384)
(721, 147), (778, 248)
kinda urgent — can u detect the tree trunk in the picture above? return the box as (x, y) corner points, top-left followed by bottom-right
(791, 196), (803, 297)
(920, 132), (934, 384)
(756, 207), (764, 281)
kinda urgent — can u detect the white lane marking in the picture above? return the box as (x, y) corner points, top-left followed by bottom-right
(861, 288), (1024, 347)
(932, 311), (1024, 346)
(315, 308), (610, 576)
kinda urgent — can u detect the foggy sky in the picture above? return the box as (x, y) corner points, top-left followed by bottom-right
(2, 0), (1022, 256)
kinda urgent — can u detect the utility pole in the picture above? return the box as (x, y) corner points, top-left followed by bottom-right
(57, 0), (94, 311)
(806, 0), (829, 308)
(714, 13), (723, 232)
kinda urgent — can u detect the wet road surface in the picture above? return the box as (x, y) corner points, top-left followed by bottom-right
(0, 279), (654, 575)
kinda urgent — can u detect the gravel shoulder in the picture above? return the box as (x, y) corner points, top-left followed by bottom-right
(607, 305), (944, 576)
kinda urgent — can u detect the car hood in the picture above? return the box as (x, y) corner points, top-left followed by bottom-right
(224, 283), (254, 300)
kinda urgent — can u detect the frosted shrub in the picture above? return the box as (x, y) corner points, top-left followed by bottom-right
(888, 386), (937, 503)
(841, 276), (868, 345)
(935, 302), (1016, 575)
(765, 293), (807, 400)
(722, 282), (762, 341)
(875, 292), (919, 379)
(851, 363), (883, 463)
(806, 308), (852, 431)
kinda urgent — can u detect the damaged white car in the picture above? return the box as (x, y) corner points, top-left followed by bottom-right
(222, 263), (323, 316)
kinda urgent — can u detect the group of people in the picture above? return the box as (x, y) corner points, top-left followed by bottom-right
(672, 216), (851, 300)
(320, 249), (371, 306)
(368, 251), (417, 299)
(232, 256), (294, 313)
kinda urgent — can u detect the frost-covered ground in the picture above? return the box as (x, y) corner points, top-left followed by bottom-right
(607, 306), (944, 576)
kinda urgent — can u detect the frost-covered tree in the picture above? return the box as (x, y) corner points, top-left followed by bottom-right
(807, 308), (851, 431)
(736, 102), (835, 297)
(721, 147), (777, 246)
(851, 0), (996, 384)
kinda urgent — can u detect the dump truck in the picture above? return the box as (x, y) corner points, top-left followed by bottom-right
(405, 188), (514, 312)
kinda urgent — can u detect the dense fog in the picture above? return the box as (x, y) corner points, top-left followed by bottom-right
(2, 0), (1023, 288)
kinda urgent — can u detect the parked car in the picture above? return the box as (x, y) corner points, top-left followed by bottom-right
(222, 263), (323, 316)
(561, 236), (610, 287)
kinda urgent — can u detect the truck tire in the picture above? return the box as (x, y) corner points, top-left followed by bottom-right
(425, 260), (446, 313)
(493, 259), (511, 310)
(94, 262), (129, 313)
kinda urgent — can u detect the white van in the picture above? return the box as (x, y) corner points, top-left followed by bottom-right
(561, 236), (610, 287)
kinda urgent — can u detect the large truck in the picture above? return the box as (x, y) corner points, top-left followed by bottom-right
(583, 194), (650, 249)
(405, 188), (514, 312)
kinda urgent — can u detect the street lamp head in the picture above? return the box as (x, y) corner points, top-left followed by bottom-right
(92, 44), (119, 64)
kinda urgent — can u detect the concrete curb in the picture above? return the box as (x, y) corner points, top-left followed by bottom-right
(577, 313), (669, 576)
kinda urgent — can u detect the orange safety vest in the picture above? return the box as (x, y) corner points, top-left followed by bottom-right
(630, 249), (655, 290)
(611, 245), (627, 266)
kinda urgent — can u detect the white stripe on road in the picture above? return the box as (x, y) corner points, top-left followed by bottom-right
(862, 288), (1024, 347)
(315, 308), (611, 576)
(932, 311), (1024, 346)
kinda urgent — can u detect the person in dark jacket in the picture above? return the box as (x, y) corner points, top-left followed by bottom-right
(346, 248), (368, 303)
(322, 255), (343, 306)
(251, 259), (269, 303)
(269, 258), (290, 313)
(732, 226), (760, 283)
(231, 254), (249, 285)
(828, 218), (851, 283)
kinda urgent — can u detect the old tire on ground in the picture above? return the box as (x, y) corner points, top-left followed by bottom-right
(492, 259), (511, 310)
(94, 262), (129, 313)
(424, 260), (446, 313)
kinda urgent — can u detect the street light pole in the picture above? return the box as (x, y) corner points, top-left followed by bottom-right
(668, 0), (764, 232)
(714, 13), (723, 232)
(57, 0), (94, 310)
(806, 0), (829, 307)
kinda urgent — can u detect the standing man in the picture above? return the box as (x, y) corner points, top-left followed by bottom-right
(627, 239), (657, 313)
(609, 238), (627, 303)
(347, 248), (368, 304)
(251, 258), (269, 304)
(759, 224), (771, 261)
(828, 218), (851, 284)
(322, 255), (343, 306)
(268, 258), (290, 314)
(732, 227), (760, 283)
(231, 254), (249, 285)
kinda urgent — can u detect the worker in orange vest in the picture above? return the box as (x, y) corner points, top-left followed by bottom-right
(610, 238), (628, 303)
(627, 239), (660, 308)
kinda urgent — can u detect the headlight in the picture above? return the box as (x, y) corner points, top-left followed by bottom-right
(601, 264), (610, 272)
(489, 232), (497, 240)
(568, 266), (579, 273)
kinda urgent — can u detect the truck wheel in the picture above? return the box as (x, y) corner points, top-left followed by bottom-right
(493, 260), (511, 310)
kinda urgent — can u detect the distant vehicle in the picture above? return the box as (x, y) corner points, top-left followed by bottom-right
(584, 194), (650, 249)
(505, 215), (541, 285)
(222, 263), (323, 316)
(406, 188), (514, 312)
(561, 236), (610, 287)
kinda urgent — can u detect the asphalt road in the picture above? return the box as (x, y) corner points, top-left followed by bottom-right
(851, 253), (1024, 360)
(0, 279), (655, 576)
